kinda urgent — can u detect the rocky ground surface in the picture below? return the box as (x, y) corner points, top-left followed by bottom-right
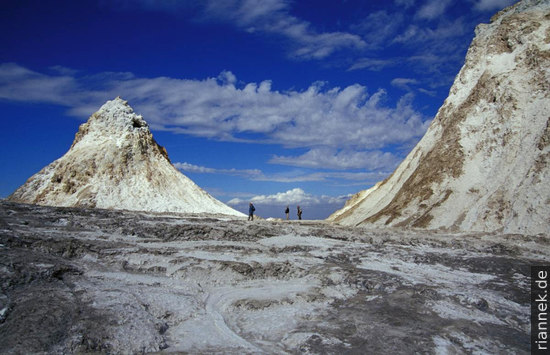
(0, 201), (548, 354)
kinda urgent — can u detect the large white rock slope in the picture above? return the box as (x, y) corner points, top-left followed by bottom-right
(329, 0), (550, 235)
(9, 97), (245, 217)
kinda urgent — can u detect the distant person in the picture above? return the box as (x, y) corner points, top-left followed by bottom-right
(285, 205), (290, 220)
(248, 202), (255, 221)
(297, 205), (302, 220)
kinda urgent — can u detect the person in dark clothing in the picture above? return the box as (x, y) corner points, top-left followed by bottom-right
(285, 205), (290, 220)
(297, 205), (302, 220)
(248, 202), (255, 221)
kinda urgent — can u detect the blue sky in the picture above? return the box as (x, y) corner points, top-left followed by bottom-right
(0, 0), (516, 219)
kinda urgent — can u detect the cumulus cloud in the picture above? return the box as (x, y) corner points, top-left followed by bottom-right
(229, 188), (315, 205)
(0, 63), (430, 164)
(228, 187), (350, 207)
(227, 188), (352, 219)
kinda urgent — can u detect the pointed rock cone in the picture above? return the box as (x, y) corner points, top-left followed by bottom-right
(328, 0), (550, 235)
(8, 97), (245, 217)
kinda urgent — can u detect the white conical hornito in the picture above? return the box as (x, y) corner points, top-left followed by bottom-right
(328, 0), (550, 235)
(9, 97), (245, 217)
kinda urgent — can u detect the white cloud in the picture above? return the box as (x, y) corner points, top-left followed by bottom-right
(418, 88), (437, 97)
(351, 11), (404, 50)
(270, 148), (401, 170)
(174, 162), (263, 178)
(418, 88), (437, 96)
(395, 0), (416, 8)
(391, 78), (419, 91)
(347, 9), (469, 90)
(0, 63), (430, 161)
(0, 63), (82, 105)
(175, 161), (326, 182)
(471, 0), (516, 12)
(348, 58), (397, 72)
(385, 17), (470, 87)
(393, 17), (467, 46)
(107, 0), (366, 60)
(416, 0), (453, 20)
(207, 0), (367, 59)
(217, 70), (237, 86)
(228, 187), (350, 207)
(227, 187), (352, 219)
(229, 188), (315, 205)
(180, 165), (387, 218)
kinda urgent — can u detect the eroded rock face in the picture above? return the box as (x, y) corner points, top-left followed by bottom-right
(8, 97), (244, 217)
(0, 201), (545, 353)
(329, 0), (550, 235)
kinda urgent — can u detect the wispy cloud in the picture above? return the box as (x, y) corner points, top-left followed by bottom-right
(350, 10), (404, 50)
(175, 161), (386, 183)
(0, 63), (430, 169)
(347, 57), (397, 72)
(0, 63), (83, 105)
(173, 162), (263, 179)
(204, 0), (367, 59)
(175, 161), (325, 182)
(393, 18), (467, 47)
(395, 0), (416, 8)
(416, 0), (453, 20)
(106, 0), (366, 60)
(270, 148), (401, 170)
(346, 3), (474, 90)
(391, 78), (419, 91)
(471, 0), (516, 12)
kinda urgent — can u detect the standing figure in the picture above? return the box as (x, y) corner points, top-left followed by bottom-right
(297, 205), (302, 220)
(285, 205), (290, 220)
(248, 202), (255, 221)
